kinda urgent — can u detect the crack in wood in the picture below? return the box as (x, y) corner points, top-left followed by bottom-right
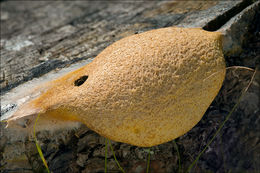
(203, 0), (255, 31)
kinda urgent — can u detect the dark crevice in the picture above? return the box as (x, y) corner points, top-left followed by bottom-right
(225, 8), (260, 69)
(0, 56), (91, 95)
(0, 0), (8, 3)
(74, 75), (88, 86)
(203, 0), (255, 31)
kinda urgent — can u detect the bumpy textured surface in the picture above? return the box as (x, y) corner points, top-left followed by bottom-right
(9, 27), (226, 147)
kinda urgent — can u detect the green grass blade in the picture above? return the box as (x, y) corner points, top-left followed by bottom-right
(108, 140), (125, 173)
(34, 114), (50, 173)
(105, 138), (108, 173)
(186, 68), (257, 173)
(173, 140), (182, 173)
(146, 148), (151, 173)
(0, 164), (5, 171)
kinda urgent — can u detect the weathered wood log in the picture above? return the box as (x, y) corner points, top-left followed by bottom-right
(0, 0), (259, 172)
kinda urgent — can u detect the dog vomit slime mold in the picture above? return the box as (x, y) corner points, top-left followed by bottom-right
(7, 27), (226, 147)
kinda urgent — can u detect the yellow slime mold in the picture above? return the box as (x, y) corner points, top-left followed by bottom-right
(7, 27), (226, 147)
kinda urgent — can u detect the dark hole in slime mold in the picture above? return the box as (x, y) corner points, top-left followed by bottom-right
(74, 75), (88, 86)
